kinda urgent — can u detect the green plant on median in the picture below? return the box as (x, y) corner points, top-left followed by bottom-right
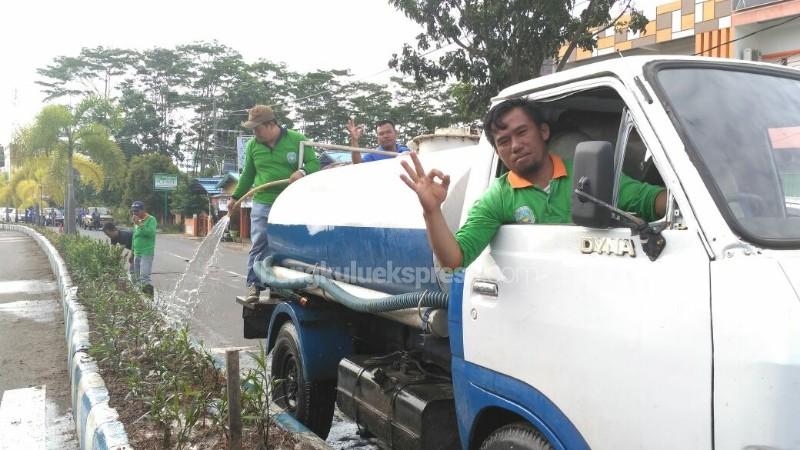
(241, 342), (282, 449)
(41, 228), (294, 448)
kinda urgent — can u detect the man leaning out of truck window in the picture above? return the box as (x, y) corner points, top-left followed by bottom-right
(400, 98), (667, 269)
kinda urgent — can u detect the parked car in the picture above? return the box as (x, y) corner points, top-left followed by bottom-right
(1, 207), (16, 223)
(82, 207), (113, 230)
(43, 208), (65, 227)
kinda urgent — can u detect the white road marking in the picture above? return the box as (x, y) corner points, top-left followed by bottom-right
(0, 385), (46, 450)
(167, 251), (191, 261)
(226, 270), (245, 278)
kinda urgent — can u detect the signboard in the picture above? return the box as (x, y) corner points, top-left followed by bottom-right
(734, 0), (781, 10)
(237, 135), (253, 172)
(153, 173), (178, 191)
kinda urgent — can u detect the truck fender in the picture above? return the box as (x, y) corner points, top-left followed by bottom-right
(266, 302), (353, 382)
(453, 359), (589, 450)
(448, 274), (588, 449)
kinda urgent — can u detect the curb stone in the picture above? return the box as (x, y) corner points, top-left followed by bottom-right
(0, 224), (131, 449)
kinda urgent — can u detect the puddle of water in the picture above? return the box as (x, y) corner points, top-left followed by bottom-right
(327, 410), (380, 449)
(0, 280), (57, 295)
(0, 300), (60, 323)
(45, 400), (77, 450)
(0, 237), (28, 243)
(157, 216), (230, 326)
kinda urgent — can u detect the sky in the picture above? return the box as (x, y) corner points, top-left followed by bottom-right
(0, 0), (426, 145)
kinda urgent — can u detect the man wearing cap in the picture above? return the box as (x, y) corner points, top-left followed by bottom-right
(227, 105), (321, 303)
(346, 118), (410, 164)
(131, 200), (157, 296)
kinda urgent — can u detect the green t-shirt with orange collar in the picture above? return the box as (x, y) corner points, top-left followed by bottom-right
(232, 128), (321, 205)
(455, 154), (664, 267)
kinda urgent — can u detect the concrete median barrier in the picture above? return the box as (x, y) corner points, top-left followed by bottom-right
(0, 224), (130, 450)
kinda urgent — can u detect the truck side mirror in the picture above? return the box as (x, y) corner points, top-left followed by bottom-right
(572, 141), (614, 228)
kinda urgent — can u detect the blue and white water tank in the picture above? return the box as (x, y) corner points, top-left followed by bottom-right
(267, 129), (481, 294)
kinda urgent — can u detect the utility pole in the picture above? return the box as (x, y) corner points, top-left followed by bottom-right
(212, 96), (220, 175)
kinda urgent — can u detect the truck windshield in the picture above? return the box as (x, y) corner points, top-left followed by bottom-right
(653, 64), (800, 248)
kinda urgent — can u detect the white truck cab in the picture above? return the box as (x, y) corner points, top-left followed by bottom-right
(243, 56), (800, 449)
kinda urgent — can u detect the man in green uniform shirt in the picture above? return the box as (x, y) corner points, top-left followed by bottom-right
(400, 98), (667, 269)
(227, 105), (321, 302)
(131, 200), (157, 296)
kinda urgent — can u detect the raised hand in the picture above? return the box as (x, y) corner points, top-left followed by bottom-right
(400, 151), (451, 214)
(346, 118), (364, 143)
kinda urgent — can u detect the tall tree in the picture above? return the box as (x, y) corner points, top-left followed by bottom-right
(556, 0), (648, 72)
(36, 47), (138, 101)
(179, 42), (245, 174)
(389, 77), (460, 142)
(29, 101), (124, 233)
(388, 0), (647, 117)
(346, 80), (394, 147)
(116, 83), (166, 158)
(293, 70), (353, 144)
(215, 60), (297, 169)
(124, 153), (178, 222)
(134, 47), (192, 159)
(10, 155), (103, 211)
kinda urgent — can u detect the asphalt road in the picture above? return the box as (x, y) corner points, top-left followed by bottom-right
(78, 227), (255, 357)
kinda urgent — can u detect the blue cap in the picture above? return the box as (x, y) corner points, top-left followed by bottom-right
(130, 201), (145, 211)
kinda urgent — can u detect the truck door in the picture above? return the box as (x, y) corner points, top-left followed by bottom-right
(460, 88), (712, 449)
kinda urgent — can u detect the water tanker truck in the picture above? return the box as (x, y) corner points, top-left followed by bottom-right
(238, 56), (800, 449)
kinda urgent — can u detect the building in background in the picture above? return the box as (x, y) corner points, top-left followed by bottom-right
(560, 0), (799, 68)
(732, 0), (800, 67)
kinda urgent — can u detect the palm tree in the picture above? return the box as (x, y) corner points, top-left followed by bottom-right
(9, 155), (104, 224)
(29, 99), (123, 233)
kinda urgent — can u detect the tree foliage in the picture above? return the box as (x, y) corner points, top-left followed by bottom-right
(124, 153), (178, 219)
(29, 39), (499, 217)
(170, 173), (208, 217)
(388, 0), (648, 117)
(36, 40), (479, 177)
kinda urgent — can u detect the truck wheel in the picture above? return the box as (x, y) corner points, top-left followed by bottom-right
(479, 422), (553, 450)
(271, 322), (336, 439)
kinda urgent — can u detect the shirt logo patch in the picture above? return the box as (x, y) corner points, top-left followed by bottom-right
(514, 206), (535, 224)
(287, 152), (298, 164)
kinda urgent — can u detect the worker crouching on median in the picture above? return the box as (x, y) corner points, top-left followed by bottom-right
(227, 105), (321, 303)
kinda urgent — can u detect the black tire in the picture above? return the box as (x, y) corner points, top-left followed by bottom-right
(270, 322), (336, 438)
(479, 422), (554, 450)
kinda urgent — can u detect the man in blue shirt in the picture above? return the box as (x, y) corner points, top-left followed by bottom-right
(347, 119), (410, 163)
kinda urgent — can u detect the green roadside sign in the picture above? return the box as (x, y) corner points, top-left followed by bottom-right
(153, 173), (178, 191)
(153, 173), (177, 224)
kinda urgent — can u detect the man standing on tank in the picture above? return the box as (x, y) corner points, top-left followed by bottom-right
(347, 118), (410, 163)
(227, 105), (321, 303)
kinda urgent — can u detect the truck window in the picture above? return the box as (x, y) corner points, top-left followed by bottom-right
(652, 64), (800, 247)
(492, 86), (667, 226)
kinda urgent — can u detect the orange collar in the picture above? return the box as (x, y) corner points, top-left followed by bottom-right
(507, 153), (567, 189)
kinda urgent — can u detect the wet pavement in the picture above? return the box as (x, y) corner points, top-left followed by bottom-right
(0, 230), (77, 449)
